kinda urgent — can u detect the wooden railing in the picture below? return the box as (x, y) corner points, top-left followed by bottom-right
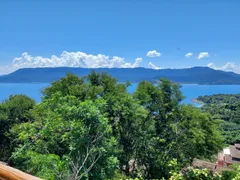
(0, 162), (42, 180)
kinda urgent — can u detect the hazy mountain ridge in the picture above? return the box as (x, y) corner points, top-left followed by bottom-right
(1, 67), (240, 84)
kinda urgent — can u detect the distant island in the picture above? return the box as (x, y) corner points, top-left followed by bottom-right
(1, 66), (240, 84)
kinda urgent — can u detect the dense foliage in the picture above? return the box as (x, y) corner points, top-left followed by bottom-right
(0, 72), (231, 179)
(0, 95), (35, 162)
(169, 160), (240, 180)
(197, 94), (240, 144)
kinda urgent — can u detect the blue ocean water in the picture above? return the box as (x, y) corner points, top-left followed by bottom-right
(1, 83), (240, 106)
(0, 83), (50, 103)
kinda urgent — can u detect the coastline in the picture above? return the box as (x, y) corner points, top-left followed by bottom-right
(192, 98), (204, 107)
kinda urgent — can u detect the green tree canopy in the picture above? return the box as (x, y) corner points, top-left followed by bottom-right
(3, 72), (224, 179)
(0, 95), (35, 162)
(11, 93), (118, 179)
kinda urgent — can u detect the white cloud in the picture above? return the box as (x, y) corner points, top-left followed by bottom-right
(146, 50), (161, 57)
(11, 51), (143, 70)
(0, 52), (144, 75)
(0, 65), (17, 75)
(148, 62), (160, 70)
(198, 52), (209, 60)
(207, 63), (215, 68)
(207, 62), (240, 74)
(132, 57), (142, 67)
(185, 52), (193, 58)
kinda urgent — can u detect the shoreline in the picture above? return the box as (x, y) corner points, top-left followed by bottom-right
(192, 98), (204, 107)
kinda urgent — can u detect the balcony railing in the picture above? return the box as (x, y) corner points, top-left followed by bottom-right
(0, 161), (42, 180)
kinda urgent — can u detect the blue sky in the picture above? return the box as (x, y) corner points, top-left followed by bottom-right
(1, 0), (240, 74)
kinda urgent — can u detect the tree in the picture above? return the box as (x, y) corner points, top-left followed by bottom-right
(178, 105), (223, 160)
(169, 167), (221, 180)
(0, 95), (35, 162)
(10, 93), (119, 179)
(169, 163), (240, 180)
(7, 73), (224, 179)
(133, 80), (223, 179)
(42, 72), (150, 176)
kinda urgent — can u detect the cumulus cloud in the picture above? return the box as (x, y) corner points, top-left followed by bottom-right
(0, 65), (17, 75)
(185, 52), (193, 58)
(0, 52), (144, 75)
(198, 52), (209, 60)
(148, 62), (160, 70)
(132, 57), (142, 67)
(207, 63), (215, 68)
(12, 51), (143, 70)
(207, 62), (240, 74)
(146, 50), (161, 57)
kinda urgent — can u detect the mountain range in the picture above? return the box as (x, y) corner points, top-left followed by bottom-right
(1, 67), (240, 84)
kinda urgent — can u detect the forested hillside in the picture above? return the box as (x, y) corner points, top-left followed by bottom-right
(1, 67), (240, 84)
(0, 72), (239, 179)
(198, 94), (240, 144)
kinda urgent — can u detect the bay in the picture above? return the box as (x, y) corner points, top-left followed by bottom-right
(1, 83), (240, 106)
(0, 83), (49, 103)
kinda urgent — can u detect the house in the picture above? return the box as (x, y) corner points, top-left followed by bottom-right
(192, 158), (231, 173)
(218, 144), (240, 167)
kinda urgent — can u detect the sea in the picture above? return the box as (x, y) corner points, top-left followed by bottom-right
(1, 83), (240, 106)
